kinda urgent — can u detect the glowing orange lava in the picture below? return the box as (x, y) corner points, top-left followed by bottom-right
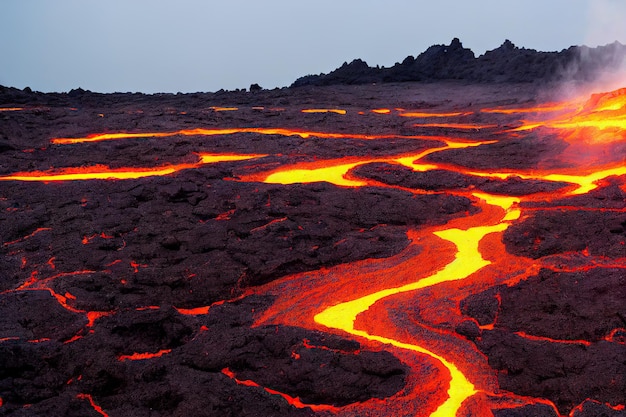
(413, 123), (498, 130)
(301, 108), (347, 115)
(76, 394), (109, 417)
(50, 127), (448, 145)
(209, 106), (239, 111)
(0, 154), (266, 182)
(515, 87), (626, 144)
(242, 140), (494, 187)
(400, 111), (472, 118)
(480, 103), (574, 114)
(221, 368), (339, 412)
(118, 349), (172, 361)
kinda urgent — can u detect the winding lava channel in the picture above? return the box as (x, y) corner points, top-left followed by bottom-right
(1, 88), (626, 416)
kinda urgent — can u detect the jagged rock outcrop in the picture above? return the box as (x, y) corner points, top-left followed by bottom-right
(292, 38), (626, 86)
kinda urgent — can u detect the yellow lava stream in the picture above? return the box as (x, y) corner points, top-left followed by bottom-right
(262, 140), (492, 187)
(468, 165), (626, 195)
(264, 162), (368, 187)
(301, 108), (347, 115)
(0, 154), (266, 182)
(314, 194), (520, 417)
(51, 127), (436, 145)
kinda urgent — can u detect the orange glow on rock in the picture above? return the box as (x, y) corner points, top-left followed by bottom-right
(86, 311), (112, 327)
(209, 106), (239, 111)
(512, 331), (592, 346)
(50, 127), (451, 145)
(301, 108), (347, 115)
(400, 111), (471, 118)
(76, 394), (109, 417)
(413, 123), (498, 130)
(480, 103), (574, 114)
(221, 368), (339, 412)
(2, 228), (52, 247)
(371, 108), (392, 114)
(176, 306), (210, 315)
(175, 300), (225, 316)
(118, 349), (172, 361)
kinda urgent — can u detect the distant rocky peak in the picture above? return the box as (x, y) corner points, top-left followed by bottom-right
(341, 59), (370, 70)
(500, 39), (517, 51)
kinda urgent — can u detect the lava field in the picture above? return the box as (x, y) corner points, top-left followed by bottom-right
(0, 80), (625, 417)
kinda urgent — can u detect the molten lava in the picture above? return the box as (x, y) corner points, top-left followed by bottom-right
(0, 154), (266, 182)
(515, 87), (626, 145)
(49, 127), (449, 145)
(413, 123), (498, 130)
(400, 111), (472, 118)
(301, 108), (347, 115)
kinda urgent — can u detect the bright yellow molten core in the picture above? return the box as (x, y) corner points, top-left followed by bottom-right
(264, 162), (366, 187)
(315, 221), (514, 417)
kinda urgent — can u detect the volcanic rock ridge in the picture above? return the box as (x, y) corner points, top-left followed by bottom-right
(292, 38), (626, 87)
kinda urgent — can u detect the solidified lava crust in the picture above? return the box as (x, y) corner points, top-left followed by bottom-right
(1, 78), (625, 417)
(462, 268), (626, 414)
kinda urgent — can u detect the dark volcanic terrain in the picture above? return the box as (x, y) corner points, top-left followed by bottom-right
(1, 42), (625, 417)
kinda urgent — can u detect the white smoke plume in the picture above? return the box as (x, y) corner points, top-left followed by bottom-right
(575, 0), (626, 94)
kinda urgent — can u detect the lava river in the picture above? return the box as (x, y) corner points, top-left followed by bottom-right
(0, 86), (625, 417)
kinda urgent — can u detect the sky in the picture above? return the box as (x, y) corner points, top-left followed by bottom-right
(1, 0), (626, 94)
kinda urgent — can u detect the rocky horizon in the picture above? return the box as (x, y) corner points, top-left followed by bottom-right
(2, 39), (626, 97)
(292, 38), (626, 87)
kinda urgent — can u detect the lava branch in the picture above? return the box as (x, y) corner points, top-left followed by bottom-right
(48, 126), (469, 145)
(76, 393), (109, 417)
(0, 153), (267, 182)
(242, 139), (495, 187)
(314, 194), (520, 417)
(221, 368), (340, 412)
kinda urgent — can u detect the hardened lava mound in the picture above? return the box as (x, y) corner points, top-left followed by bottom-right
(0, 80), (625, 417)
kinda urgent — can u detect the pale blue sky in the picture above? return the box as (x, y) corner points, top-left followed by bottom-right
(1, 0), (625, 93)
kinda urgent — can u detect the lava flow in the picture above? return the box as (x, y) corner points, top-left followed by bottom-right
(246, 87), (626, 416)
(0, 153), (266, 182)
(0, 84), (624, 417)
(514, 87), (626, 144)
